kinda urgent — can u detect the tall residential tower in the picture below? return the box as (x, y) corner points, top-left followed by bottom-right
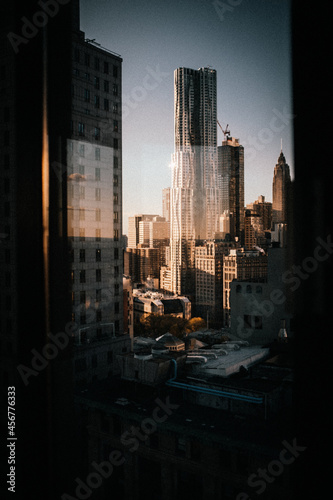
(170, 67), (221, 294)
(218, 135), (245, 241)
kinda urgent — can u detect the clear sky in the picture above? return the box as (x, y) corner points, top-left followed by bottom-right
(80, 0), (293, 235)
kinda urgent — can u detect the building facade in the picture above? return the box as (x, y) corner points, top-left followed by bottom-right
(69, 24), (127, 384)
(223, 249), (268, 326)
(195, 241), (233, 328)
(170, 67), (222, 295)
(272, 150), (291, 226)
(218, 136), (245, 242)
(247, 195), (272, 231)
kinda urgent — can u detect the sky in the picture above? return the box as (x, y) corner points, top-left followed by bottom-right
(80, 0), (293, 235)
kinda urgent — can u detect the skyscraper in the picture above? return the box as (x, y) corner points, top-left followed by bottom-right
(272, 150), (291, 226)
(218, 135), (245, 241)
(170, 67), (220, 294)
(1, 2), (127, 495)
(68, 10), (128, 384)
(162, 187), (171, 222)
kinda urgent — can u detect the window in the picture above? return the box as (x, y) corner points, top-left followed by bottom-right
(113, 84), (118, 96)
(236, 284), (242, 293)
(104, 80), (109, 92)
(115, 319), (120, 336)
(103, 61), (109, 74)
(84, 72), (90, 80)
(114, 302), (119, 314)
(96, 290), (102, 302)
(96, 309), (102, 322)
(113, 65), (118, 78)
(95, 229), (101, 242)
(79, 228), (85, 241)
(113, 193), (118, 205)
(114, 265), (119, 277)
(113, 175), (118, 186)
(243, 315), (263, 330)
(80, 291), (86, 304)
(95, 188), (101, 201)
(113, 120), (118, 132)
(79, 144), (85, 157)
(78, 164), (85, 175)
(84, 53), (90, 66)
(79, 208), (85, 220)
(114, 284), (119, 296)
(114, 229), (119, 241)
(84, 89), (90, 102)
(96, 249), (101, 262)
(104, 98), (109, 111)
(253, 316), (263, 329)
(113, 138), (118, 149)
(96, 269), (102, 282)
(91, 354), (97, 368)
(114, 156), (118, 169)
(114, 248), (119, 260)
(94, 76), (100, 89)
(95, 127), (100, 140)
(113, 103), (118, 114)
(94, 95), (100, 108)
(95, 167), (101, 181)
(95, 208), (101, 221)
(95, 148), (101, 161)
(246, 285), (252, 294)
(78, 122), (85, 136)
(256, 286), (263, 294)
(94, 57), (100, 70)
(114, 211), (118, 222)
(74, 48), (80, 62)
(79, 249), (85, 263)
(79, 270), (86, 283)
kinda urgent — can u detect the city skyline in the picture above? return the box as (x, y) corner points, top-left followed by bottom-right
(80, 0), (293, 234)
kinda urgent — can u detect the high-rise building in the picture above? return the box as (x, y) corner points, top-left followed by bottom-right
(246, 195), (272, 231)
(127, 214), (159, 248)
(170, 67), (221, 295)
(218, 136), (245, 241)
(195, 241), (233, 327)
(244, 210), (266, 250)
(162, 187), (171, 222)
(1, 1), (76, 496)
(68, 15), (130, 383)
(272, 150), (291, 226)
(223, 248), (268, 326)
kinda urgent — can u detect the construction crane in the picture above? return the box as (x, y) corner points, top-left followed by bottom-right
(217, 119), (230, 142)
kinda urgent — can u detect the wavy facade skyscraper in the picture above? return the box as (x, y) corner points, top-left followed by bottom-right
(170, 67), (221, 294)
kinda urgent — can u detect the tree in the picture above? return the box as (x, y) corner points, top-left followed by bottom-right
(139, 314), (206, 339)
(184, 317), (206, 334)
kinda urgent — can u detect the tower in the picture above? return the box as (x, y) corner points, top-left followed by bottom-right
(272, 150), (291, 226)
(218, 136), (245, 241)
(170, 67), (220, 295)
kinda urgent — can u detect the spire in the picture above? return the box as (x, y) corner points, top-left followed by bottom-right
(280, 138), (283, 153)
